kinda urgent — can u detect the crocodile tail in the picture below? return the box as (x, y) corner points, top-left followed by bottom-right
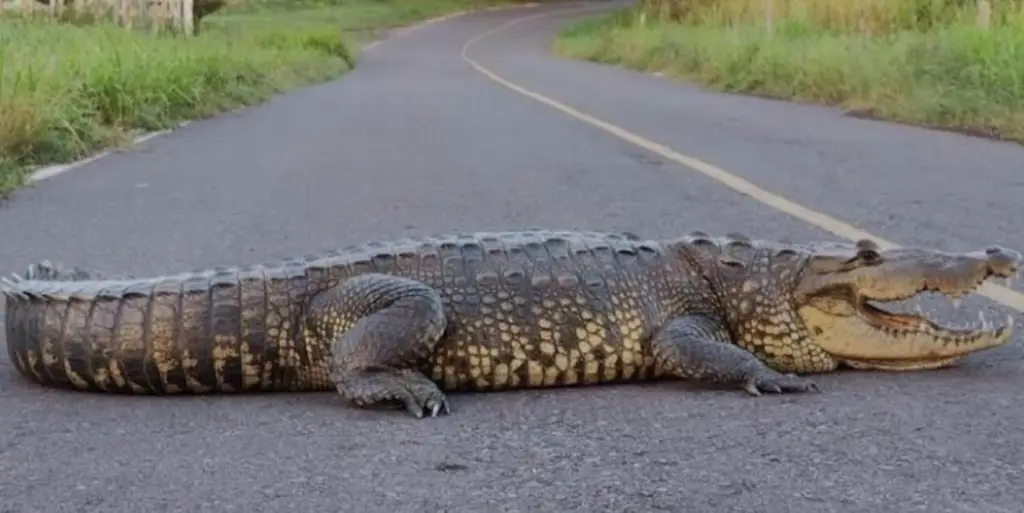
(2, 261), (322, 395)
(3, 262), (169, 394)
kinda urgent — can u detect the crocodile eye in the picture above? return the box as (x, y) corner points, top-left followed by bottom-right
(857, 249), (881, 263)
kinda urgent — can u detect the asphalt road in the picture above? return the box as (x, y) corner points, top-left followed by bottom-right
(3, 2), (1024, 512)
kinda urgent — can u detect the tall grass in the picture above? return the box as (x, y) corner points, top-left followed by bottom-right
(0, 14), (349, 184)
(639, 0), (1024, 32)
(554, 0), (1024, 144)
(0, 0), (519, 197)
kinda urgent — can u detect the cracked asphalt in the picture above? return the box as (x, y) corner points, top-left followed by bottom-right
(2, 2), (1024, 512)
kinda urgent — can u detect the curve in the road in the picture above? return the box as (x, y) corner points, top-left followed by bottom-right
(361, 2), (541, 53)
(461, 1), (1024, 314)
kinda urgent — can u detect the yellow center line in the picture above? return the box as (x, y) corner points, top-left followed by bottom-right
(459, 4), (1024, 313)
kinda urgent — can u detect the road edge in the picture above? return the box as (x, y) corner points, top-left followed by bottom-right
(25, 1), (542, 185)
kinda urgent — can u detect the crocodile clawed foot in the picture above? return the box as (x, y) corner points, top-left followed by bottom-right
(742, 372), (820, 397)
(337, 369), (453, 418)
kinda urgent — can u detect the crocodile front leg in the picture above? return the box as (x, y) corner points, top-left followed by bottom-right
(652, 315), (821, 396)
(306, 273), (450, 418)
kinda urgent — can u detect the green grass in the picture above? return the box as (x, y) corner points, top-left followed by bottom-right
(552, 3), (1024, 145)
(0, 0), (522, 197)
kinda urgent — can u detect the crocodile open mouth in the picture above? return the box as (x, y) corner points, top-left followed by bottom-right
(798, 280), (1017, 370)
(858, 298), (1015, 343)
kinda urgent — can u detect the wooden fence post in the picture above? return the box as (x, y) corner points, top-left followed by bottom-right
(182, 0), (193, 35)
(763, 0), (773, 34)
(977, 0), (991, 29)
(858, 0), (867, 34)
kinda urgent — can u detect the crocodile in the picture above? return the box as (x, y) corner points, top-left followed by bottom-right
(2, 229), (1020, 418)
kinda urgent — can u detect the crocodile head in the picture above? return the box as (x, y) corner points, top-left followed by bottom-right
(677, 233), (1021, 372)
(790, 238), (1020, 371)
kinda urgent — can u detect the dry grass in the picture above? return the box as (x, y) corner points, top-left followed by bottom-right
(638, 0), (1024, 33)
(554, 0), (1024, 144)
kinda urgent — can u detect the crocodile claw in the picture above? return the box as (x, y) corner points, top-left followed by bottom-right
(742, 372), (820, 396)
(405, 395), (451, 418)
(401, 386), (452, 418)
(428, 400), (451, 418)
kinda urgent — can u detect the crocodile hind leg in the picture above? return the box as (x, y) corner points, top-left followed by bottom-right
(652, 315), (820, 396)
(306, 273), (450, 418)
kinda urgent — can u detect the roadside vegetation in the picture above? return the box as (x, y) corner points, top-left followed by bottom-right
(0, 0), (522, 197)
(553, 0), (1024, 144)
